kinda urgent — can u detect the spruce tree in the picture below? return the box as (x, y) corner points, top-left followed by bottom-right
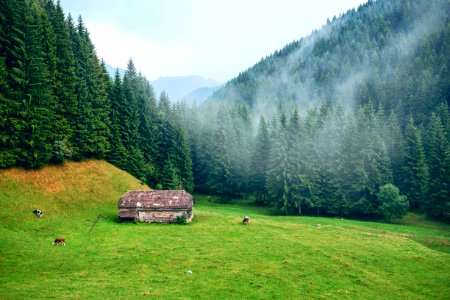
(249, 116), (270, 204)
(121, 58), (145, 179)
(400, 117), (429, 211)
(22, 1), (57, 168)
(266, 113), (295, 214)
(424, 113), (450, 220)
(47, 1), (78, 156)
(384, 112), (405, 187)
(107, 70), (128, 169)
(136, 74), (158, 183)
(0, 0), (28, 167)
(208, 109), (233, 202)
(286, 109), (312, 215)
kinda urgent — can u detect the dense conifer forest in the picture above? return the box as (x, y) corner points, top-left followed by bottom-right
(182, 0), (450, 221)
(0, 0), (193, 191)
(0, 0), (448, 221)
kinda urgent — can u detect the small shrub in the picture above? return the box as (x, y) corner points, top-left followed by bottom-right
(378, 183), (409, 223)
(176, 213), (187, 225)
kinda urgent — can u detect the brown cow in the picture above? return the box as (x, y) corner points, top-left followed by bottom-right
(52, 238), (66, 246)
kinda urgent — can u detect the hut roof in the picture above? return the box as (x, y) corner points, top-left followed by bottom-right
(118, 190), (193, 209)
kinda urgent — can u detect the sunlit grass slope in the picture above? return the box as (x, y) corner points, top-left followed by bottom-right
(0, 161), (449, 299)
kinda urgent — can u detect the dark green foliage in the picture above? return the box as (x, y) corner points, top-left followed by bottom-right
(249, 117), (270, 204)
(424, 112), (450, 220)
(0, 0), (193, 192)
(176, 213), (187, 224)
(400, 117), (429, 211)
(208, 109), (234, 202)
(186, 0), (449, 221)
(70, 16), (111, 159)
(378, 184), (409, 223)
(0, 0), (28, 167)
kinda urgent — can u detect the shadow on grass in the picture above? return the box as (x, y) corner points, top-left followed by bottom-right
(409, 237), (450, 254)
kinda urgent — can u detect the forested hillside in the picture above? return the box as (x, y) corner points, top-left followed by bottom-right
(183, 0), (450, 221)
(209, 0), (449, 125)
(0, 0), (193, 191)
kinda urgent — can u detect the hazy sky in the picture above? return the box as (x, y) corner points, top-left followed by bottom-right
(59, 0), (367, 82)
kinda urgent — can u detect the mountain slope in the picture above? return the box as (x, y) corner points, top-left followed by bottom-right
(0, 160), (149, 229)
(208, 0), (449, 124)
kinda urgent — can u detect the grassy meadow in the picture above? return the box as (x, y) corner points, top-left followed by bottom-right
(0, 160), (449, 299)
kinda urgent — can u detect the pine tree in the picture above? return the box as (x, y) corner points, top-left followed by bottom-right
(384, 112), (405, 186)
(314, 105), (343, 215)
(286, 109), (312, 215)
(249, 116), (270, 204)
(107, 70), (128, 169)
(171, 114), (194, 192)
(158, 158), (179, 190)
(266, 113), (295, 214)
(136, 74), (158, 183)
(69, 16), (111, 160)
(400, 117), (429, 211)
(208, 109), (233, 202)
(424, 113), (450, 220)
(0, 0), (28, 167)
(46, 1), (78, 157)
(0, 57), (17, 167)
(22, 1), (57, 168)
(121, 58), (145, 179)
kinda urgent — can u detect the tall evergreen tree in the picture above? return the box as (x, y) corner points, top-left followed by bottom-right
(400, 117), (429, 211)
(266, 113), (296, 214)
(22, 1), (57, 168)
(424, 113), (450, 220)
(0, 0), (28, 167)
(208, 109), (233, 202)
(249, 116), (270, 203)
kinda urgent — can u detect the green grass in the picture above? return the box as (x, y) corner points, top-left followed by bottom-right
(1, 161), (449, 299)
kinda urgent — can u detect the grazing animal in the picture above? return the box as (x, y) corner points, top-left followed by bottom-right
(52, 238), (66, 246)
(32, 209), (43, 218)
(242, 216), (250, 224)
(315, 224), (321, 228)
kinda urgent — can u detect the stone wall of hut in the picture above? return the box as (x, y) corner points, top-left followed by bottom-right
(119, 208), (193, 223)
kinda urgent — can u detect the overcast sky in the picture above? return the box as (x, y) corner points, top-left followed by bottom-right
(59, 0), (367, 82)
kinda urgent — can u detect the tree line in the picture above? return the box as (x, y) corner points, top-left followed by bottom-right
(183, 101), (449, 221)
(190, 0), (450, 221)
(0, 0), (193, 191)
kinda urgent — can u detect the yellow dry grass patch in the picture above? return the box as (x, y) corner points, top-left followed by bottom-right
(1, 160), (150, 196)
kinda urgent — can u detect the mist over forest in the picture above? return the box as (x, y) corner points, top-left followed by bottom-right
(0, 0), (449, 222)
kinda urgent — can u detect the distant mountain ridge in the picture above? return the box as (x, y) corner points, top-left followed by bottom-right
(182, 85), (223, 104)
(104, 63), (126, 78)
(103, 64), (221, 103)
(151, 75), (221, 102)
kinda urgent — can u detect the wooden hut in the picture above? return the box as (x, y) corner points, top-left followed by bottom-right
(118, 190), (194, 223)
